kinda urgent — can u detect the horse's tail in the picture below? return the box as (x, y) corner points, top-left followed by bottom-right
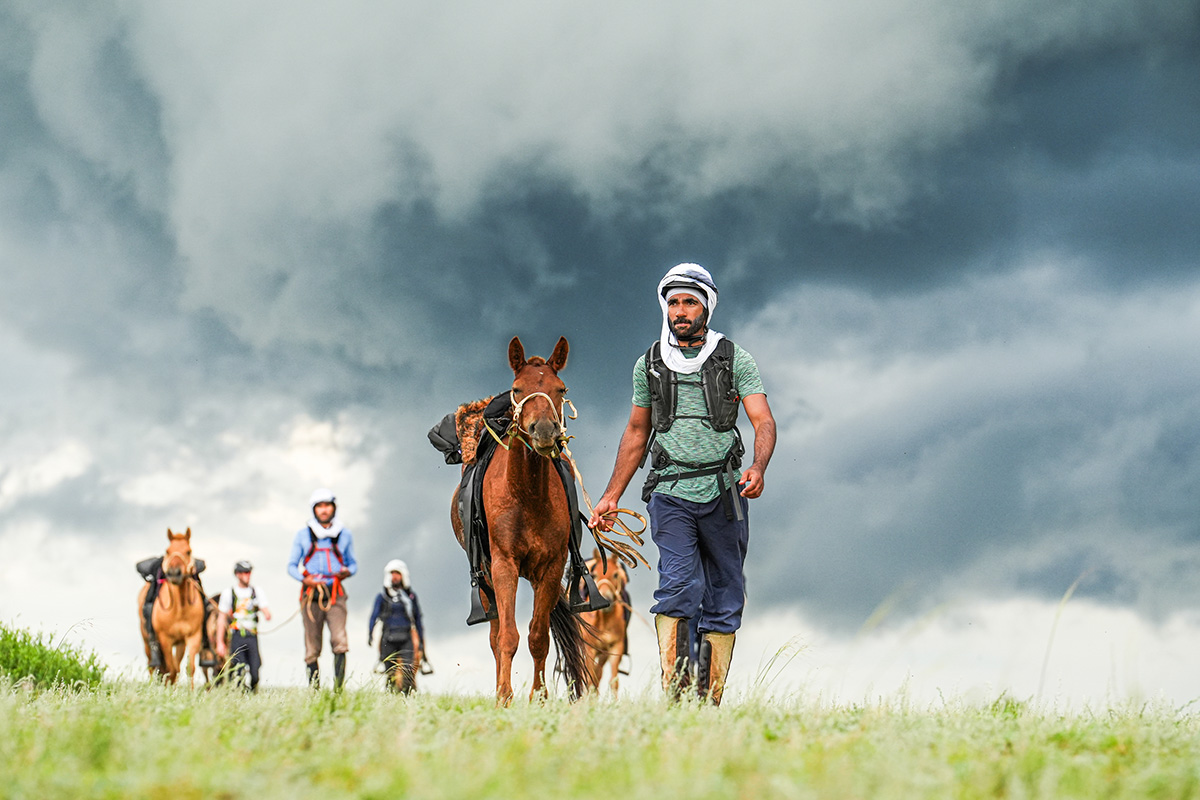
(549, 597), (593, 700)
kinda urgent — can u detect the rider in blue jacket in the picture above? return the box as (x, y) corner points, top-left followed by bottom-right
(286, 488), (358, 690)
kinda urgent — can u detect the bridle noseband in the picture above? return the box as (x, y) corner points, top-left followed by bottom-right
(508, 389), (577, 456)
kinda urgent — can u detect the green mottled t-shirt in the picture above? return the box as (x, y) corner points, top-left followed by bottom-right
(633, 340), (766, 502)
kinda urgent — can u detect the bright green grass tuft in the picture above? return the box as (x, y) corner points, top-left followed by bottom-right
(0, 621), (106, 691)
(2, 683), (1199, 799)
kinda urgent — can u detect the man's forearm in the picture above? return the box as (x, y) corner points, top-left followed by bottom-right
(750, 417), (777, 473)
(600, 428), (650, 502)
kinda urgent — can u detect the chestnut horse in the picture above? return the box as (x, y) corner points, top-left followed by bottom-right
(137, 528), (207, 687)
(451, 336), (591, 704)
(580, 548), (630, 695)
(201, 594), (227, 687)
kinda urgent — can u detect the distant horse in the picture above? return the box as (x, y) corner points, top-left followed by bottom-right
(451, 336), (591, 704)
(580, 548), (629, 695)
(137, 528), (207, 687)
(201, 594), (227, 687)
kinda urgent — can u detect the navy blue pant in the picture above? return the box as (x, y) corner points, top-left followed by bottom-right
(229, 631), (262, 691)
(647, 492), (749, 635)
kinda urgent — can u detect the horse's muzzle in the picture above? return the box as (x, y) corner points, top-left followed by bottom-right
(528, 420), (561, 456)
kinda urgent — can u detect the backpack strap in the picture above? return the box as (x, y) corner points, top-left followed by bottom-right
(303, 529), (345, 569)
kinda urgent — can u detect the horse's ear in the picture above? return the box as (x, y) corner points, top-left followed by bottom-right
(166, 528), (173, 540)
(508, 336), (525, 374)
(184, 527), (192, 540)
(548, 336), (569, 373)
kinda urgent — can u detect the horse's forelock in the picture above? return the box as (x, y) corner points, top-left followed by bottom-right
(525, 356), (547, 368)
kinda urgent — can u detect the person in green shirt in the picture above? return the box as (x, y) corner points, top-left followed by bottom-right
(590, 263), (776, 705)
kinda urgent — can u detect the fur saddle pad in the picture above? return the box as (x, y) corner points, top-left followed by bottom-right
(455, 396), (495, 465)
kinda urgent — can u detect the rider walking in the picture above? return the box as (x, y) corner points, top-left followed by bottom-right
(368, 559), (425, 693)
(589, 263), (777, 705)
(287, 488), (357, 690)
(215, 560), (272, 691)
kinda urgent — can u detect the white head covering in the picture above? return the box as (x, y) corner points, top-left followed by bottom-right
(307, 487), (344, 538)
(656, 263), (725, 374)
(384, 558), (410, 589)
(309, 487), (336, 507)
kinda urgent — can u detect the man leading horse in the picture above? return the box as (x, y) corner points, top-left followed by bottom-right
(589, 263), (777, 706)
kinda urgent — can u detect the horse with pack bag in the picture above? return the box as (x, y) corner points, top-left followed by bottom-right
(433, 336), (614, 703)
(579, 548), (632, 695)
(136, 528), (210, 687)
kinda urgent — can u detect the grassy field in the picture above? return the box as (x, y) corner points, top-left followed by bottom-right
(3, 681), (1200, 800)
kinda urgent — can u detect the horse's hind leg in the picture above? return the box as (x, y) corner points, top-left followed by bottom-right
(527, 575), (560, 701)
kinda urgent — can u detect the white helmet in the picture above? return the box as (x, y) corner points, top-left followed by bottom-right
(384, 559), (410, 588)
(309, 487), (336, 508)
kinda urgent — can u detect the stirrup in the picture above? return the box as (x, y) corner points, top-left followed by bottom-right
(567, 566), (610, 613)
(466, 580), (498, 626)
(198, 648), (219, 668)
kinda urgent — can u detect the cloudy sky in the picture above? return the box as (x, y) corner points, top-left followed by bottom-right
(2, 0), (1199, 705)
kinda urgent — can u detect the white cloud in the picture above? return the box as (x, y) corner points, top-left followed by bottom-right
(0, 439), (92, 509)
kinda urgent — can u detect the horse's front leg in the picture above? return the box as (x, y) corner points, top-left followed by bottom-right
(186, 629), (203, 689)
(610, 632), (626, 695)
(165, 640), (182, 685)
(489, 559), (520, 706)
(527, 574), (561, 702)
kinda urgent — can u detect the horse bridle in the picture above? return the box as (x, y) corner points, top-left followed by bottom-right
(162, 550), (195, 583)
(508, 389), (577, 455)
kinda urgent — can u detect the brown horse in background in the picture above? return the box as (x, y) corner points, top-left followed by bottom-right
(451, 336), (591, 704)
(580, 548), (630, 695)
(201, 594), (227, 687)
(137, 528), (206, 687)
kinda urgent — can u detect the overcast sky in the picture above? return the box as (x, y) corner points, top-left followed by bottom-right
(2, 1), (1199, 704)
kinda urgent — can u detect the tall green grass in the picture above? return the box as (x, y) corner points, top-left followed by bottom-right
(0, 621), (105, 691)
(2, 682), (1199, 799)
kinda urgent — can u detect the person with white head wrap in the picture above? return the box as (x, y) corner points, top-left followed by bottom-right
(368, 558), (425, 693)
(286, 487), (358, 690)
(588, 262), (778, 707)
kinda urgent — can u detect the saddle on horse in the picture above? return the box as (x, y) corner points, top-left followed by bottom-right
(429, 394), (610, 625)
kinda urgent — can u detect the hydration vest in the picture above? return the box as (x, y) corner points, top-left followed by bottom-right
(228, 586), (259, 631)
(303, 530), (345, 575)
(380, 589), (415, 629)
(641, 337), (746, 521)
(645, 337), (740, 433)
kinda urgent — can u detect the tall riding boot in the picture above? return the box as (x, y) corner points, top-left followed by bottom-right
(306, 662), (320, 689)
(333, 653), (346, 692)
(654, 614), (692, 701)
(696, 632), (736, 706)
